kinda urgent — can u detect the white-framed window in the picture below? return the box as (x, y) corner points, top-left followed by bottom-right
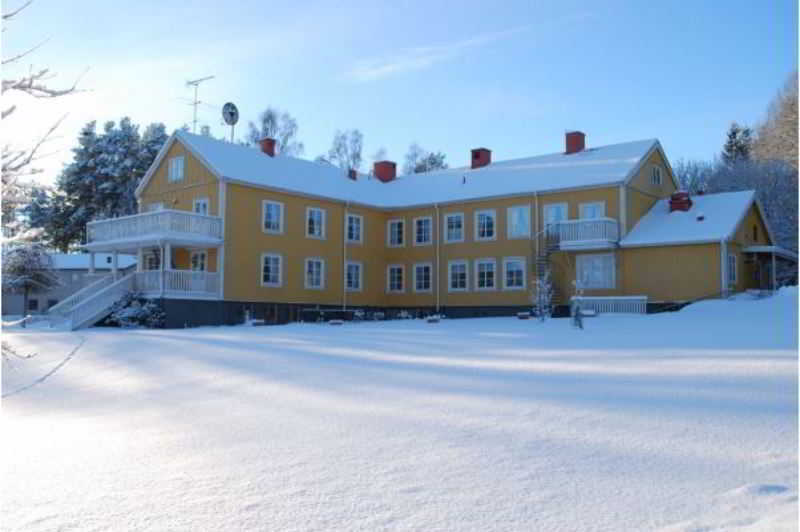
(145, 252), (160, 270)
(190, 251), (207, 271)
(651, 166), (663, 186)
(346, 213), (363, 244)
(474, 209), (496, 241)
(448, 260), (468, 292)
(576, 253), (615, 289)
(413, 262), (433, 293)
(261, 253), (282, 287)
(306, 207), (326, 239)
(503, 257), (526, 290)
(304, 257), (325, 289)
(387, 264), (404, 293)
(474, 258), (497, 290)
(444, 212), (464, 243)
(345, 261), (362, 292)
(387, 218), (404, 247)
(414, 216), (433, 246)
(263, 200), (284, 234)
(147, 202), (165, 212)
(579, 201), (605, 219)
(192, 197), (209, 216)
(507, 205), (530, 239)
(168, 156), (185, 182)
(728, 253), (737, 285)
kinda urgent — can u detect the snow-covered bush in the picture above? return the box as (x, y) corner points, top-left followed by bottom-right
(532, 268), (554, 321)
(106, 292), (165, 329)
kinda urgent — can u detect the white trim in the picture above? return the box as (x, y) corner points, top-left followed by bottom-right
(262, 200), (285, 235)
(578, 201), (605, 219)
(447, 259), (468, 292)
(619, 185), (627, 237)
(304, 257), (326, 290)
(473, 257), (497, 291)
(413, 262), (433, 293)
(575, 253), (616, 290)
(387, 218), (405, 248)
(502, 256), (526, 291)
(346, 213), (364, 244)
(167, 155), (185, 183)
(260, 252), (283, 287)
(542, 202), (568, 225)
(345, 260), (363, 292)
(413, 216), (433, 246)
(386, 263), (405, 293)
(649, 165), (663, 186)
(621, 141), (680, 191)
(742, 245), (798, 262)
(506, 204), (531, 239)
(305, 207), (326, 240)
(474, 209), (497, 242)
(720, 239), (727, 296)
(728, 252), (737, 285)
(192, 197), (210, 216)
(443, 212), (465, 243)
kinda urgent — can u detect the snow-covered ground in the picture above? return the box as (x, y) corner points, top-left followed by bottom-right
(2, 290), (797, 531)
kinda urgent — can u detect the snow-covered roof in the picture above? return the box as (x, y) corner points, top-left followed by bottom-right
(620, 190), (757, 247)
(156, 131), (663, 208)
(50, 253), (137, 270)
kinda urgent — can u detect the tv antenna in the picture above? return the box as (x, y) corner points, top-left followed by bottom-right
(222, 102), (239, 142)
(186, 75), (215, 133)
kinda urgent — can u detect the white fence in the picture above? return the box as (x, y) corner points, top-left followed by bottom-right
(87, 210), (222, 243)
(48, 274), (114, 317)
(134, 270), (219, 297)
(68, 273), (135, 329)
(571, 295), (647, 314)
(547, 218), (619, 246)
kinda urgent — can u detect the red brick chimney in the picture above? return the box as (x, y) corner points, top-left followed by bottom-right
(471, 148), (491, 169)
(347, 168), (357, 180)
(669, 191), (693, 212)
(373, 161), (397, 183)
(259, 137), (276, 157)
(565, 131), (585, 154)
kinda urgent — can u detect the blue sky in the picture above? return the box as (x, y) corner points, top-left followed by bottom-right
(5, 0), (797, 182)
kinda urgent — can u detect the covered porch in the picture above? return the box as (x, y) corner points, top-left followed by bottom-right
(742, 245), (798, 291)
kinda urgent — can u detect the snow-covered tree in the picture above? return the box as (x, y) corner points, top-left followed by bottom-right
(246, 107), (304, 156)
(673, 159), (713, 194)
(721, 122), (753, 166)
(753, 72), (798, 169)
(402, 143), (448, 175)
(326, 129), (363, 173)
(532, 268), (554, 321)
(2, 239), (59, 326)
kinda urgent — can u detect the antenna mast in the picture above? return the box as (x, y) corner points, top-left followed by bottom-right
(186, 75), (215, 133)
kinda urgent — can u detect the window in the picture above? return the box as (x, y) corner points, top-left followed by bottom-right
(448, 260), (468, 292)
(304, 258), (325, 289)
(145, 252), (160, 270)
(728, 254), (737, 285)
(345, 261), (362, 292)
(444, 213), (464, 243)
(193, 197), (209, 215)
(413, 262), (432, 293)
(650, 166), (663, 186)
(579, 201), (605, 219)
(147, 202), (164, 212)
(475, 259), (497, 290)
(507, 205), (530, 239)
(474, 209), (496, 241)
(28, 299), (39, 311)
(346, 213), (363, 243)
(190, 251), (207, 271)
(503, 257), (526, 290)
(306, 207), (326, 239)
(387, 264), (404, 293)
(168, 156), (185, 182)
(544, 202), (568, 236)
(263, 201), (284, 234)
(576, 253), (615, 289)
(753, 225), (758, 242)
(387, 219), (404, 247)
(261, 253), (282, 287)
(414, 216), (433, 245)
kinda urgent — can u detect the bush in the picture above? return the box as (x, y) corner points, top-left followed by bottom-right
(106, 292), (165, 328)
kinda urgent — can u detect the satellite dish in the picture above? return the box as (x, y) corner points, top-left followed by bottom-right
(222, 102), (239, 126)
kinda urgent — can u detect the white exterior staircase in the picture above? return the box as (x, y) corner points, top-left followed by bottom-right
(47, 273), (135, 330)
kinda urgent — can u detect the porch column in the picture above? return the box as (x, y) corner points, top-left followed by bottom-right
(89, 252), (96, 274)
(165, 242), (172, 271)
(136, 248), (143, 272)
(159, 244), (165, 296)
(112, 251), (119, 279)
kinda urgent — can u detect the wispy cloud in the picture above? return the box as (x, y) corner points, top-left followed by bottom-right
(347, 26), (531, 82)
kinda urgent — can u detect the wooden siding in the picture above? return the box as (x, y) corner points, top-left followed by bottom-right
(625, 149), (676, 233)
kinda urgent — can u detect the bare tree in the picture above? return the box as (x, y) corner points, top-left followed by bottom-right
(327, 129), (363, 173)
(246, 107), (304, 156)
(673, 159), (713, 194)
(2, 0), (83, 229)
(753, 72), (798, 168)
(402, 143), (448, 175)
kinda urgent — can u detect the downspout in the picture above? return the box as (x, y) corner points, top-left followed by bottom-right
(435, 203), (440, 314)
(720, 238), (727, 298)
(343, 201), (349, 311)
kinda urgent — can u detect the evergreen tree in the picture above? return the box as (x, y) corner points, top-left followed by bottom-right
(721, 122), (753, 165)
(2, 240), (60, 324)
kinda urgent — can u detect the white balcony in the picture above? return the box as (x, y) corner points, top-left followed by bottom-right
(134, 270), (220, 299)
(85, 209), (223, 252)
(546, 218), (619, 250)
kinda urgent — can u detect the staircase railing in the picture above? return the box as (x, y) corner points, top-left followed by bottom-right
(47, 274), (113, 317)
(67, 273), (135, 329)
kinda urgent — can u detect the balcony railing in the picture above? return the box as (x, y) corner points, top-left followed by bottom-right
(546, 218), (619, 249)
(134, 270), (220, 298)
(87, 209), (223, 244)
